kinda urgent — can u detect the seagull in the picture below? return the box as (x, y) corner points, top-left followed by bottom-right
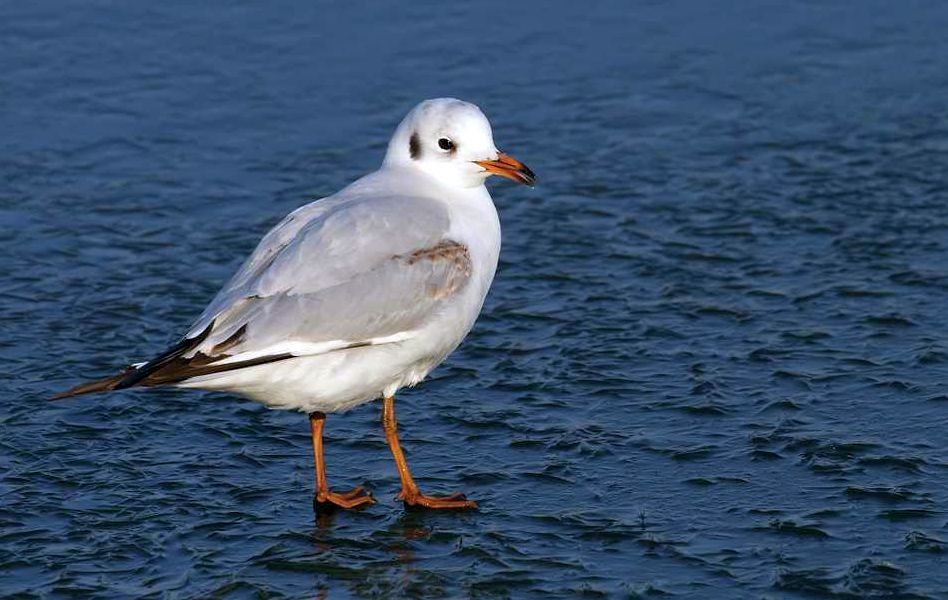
(54, 98), (535, 510)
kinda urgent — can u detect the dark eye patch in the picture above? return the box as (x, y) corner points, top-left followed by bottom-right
(409, 133), (421, 159)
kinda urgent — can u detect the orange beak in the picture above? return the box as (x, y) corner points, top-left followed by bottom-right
(475, 152), (536, 187)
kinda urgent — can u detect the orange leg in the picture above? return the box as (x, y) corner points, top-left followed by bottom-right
(382, 395), (477, 509)
(309, 412), (374, 509)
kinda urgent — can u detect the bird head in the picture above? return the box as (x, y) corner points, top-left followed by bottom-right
(384, 98), (535, 189)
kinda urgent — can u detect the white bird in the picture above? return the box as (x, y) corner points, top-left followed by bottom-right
(54, 98), (535, 510)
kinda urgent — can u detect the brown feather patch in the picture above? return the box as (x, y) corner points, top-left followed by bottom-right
(397, 239), (472, 299)
(210, 324), (247, 355)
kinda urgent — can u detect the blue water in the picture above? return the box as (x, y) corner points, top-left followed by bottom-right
(3, 1), (948, 597)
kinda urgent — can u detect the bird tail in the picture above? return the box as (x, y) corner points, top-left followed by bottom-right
(50, 366), (138, 400)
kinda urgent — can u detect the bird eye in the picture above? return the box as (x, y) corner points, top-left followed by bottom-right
(437, 137), (455, 151)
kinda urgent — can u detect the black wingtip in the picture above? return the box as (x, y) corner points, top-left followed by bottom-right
(51, 322), (216, 400)
(113, 322), (215, 390)
(50, 367), (137, 400)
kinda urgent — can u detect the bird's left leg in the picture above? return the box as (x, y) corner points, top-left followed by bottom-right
(309, 412), (374, 509)
(382, 395), (477, 509)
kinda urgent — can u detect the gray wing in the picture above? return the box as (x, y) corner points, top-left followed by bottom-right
(181, 192), (471, 365)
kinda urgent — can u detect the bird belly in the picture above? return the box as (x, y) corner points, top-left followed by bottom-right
(176, 325), (463, 413)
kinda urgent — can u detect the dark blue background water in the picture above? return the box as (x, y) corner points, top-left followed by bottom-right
(3, 1), (948, 597)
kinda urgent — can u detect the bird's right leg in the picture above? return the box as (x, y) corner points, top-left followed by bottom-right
(309, 412), (374, 509)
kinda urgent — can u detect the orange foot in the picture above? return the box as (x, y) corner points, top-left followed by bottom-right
(314, 486), (374, 510)
(399, 490), (478, 509)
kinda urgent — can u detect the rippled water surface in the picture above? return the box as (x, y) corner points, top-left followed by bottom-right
(3, 1), (948, 598)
